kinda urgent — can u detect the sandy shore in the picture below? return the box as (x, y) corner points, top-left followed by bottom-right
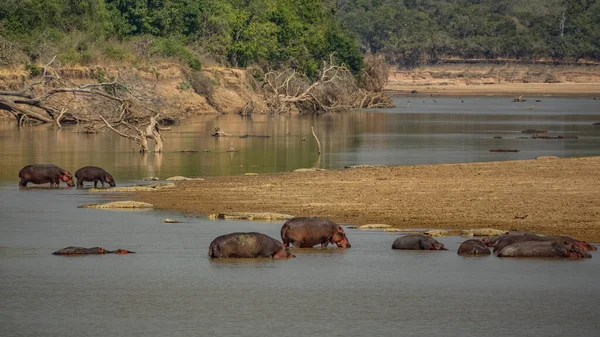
(134, 157), (600, 243)
(385, 83), (600, 96)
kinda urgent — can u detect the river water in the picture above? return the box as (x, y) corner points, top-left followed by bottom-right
(1, 96), (599, 336)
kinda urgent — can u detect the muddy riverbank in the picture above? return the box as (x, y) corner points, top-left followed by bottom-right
(134, 156), (600, 243)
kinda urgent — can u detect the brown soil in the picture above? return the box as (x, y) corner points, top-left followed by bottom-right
(135, 157), (600, 243)
(387, 63), (600, 96)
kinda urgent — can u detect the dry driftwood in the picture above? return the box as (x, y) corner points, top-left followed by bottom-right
(260, 54), (394, 115)
(0, 57), (167, 152)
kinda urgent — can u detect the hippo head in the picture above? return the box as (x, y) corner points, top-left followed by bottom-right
(481, 237), (495, 247)
(429, 242), (447, 250)
(273, 245), (295, 259)
(61, 171), (75, 187)
(566, 245), (591, 259)
(577, 241), (597, 252)
(331, 225), (351, 248)
(105, 174), (116, 187)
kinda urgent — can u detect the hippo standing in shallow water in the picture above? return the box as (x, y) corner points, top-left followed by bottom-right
(53, 246), (135, 255)
(457, 239), (491, 256)
(496, 241), (591, 259)
(75, 166), (116, 188)
(392, 234), (447, 250)
(280, 217), (351, 248)
(209, 232), (295, 258)
(18, 164), (74, 187)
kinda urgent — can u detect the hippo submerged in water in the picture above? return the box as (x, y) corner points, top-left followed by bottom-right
(392, 234), (447, 250)
(496, 241), (591, 259)
(457, 239), (491, 256)
(18, 164), (74, 187)
(53, 246), (135, 255)
(75, 166), (116, 188)
(492, 234), (597, 254)
(280, 217), (351, 248)
(209, 232), (295, 259)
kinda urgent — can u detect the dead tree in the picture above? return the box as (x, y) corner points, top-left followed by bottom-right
(0, 57), (166, 152)
(100, 114), (164, 153)
(260, 54), (394, 115)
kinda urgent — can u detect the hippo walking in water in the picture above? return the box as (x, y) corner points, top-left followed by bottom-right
(280, 217), (351, 248)
(457, 239), (491, 256)
(53, 246), (135, 255)
(18, 164), (74, 187)
(392, 234), (447, 250)
(496, 241), (591, 259)
(75, 166), (116, 188)
(209, 232), (295, 258)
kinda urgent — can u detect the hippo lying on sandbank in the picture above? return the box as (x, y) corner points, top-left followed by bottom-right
(209, 232), (295, 259)
(19, 164), (75, 187)
(457, 239), (491, 256)
(496, 241), (591, 259)
(392, 234), (447, 250)
(280, 217), (351, 248)
(53, 246), (135, 255)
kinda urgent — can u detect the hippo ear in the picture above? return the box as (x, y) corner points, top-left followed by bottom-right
(336, 225), (345, 233)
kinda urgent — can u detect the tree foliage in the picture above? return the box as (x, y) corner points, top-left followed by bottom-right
(0, 0), (363, 76)
(1, 0), (598, 71)
(336, 0), (600, 65)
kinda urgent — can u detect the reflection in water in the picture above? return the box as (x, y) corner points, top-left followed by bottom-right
(1, 96), (599, 182)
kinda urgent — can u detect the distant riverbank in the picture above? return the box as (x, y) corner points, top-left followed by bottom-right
(134, 156), (600, 243)
(386, 62), (600, 97)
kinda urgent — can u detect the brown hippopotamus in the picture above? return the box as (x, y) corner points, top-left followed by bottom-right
(493, 234), (596, 254)
(18, 164), (74, 187)
(496, 241), (591, 259)
(209, 232), (295, 259)
(52, 246), (135, 255)
(543, 236), (597, 252)
(457, 239), (491, 256)
(75, 166), (116, 188)
(280, 217), (351, 248)
(482, 231), (539, 247)
(392, 234), (447, 250)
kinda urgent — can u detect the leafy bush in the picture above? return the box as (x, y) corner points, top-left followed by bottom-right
(150, 37), (202, 70)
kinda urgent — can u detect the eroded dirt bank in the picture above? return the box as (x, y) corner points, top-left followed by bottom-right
(135, 157), (600, 243)
(387, 62), (600, 96)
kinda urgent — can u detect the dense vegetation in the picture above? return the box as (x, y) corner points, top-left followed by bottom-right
(0, 0), (362, 76)
(336, 0), (600, 65)
(0, 0), (598, 72)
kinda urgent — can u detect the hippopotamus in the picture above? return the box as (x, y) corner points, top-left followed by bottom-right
(52, 246), (135, 255)
(496, 241), (591, 259)
(493, 234), (549, 254)
(209, 232), (295, 258)
(543, 236), (597, 252)
(280, 217), (351, 248)
(18, 164), (74, 187)
(391, 234), (447, 250)
(457, 239), (491, 256)
(75, 166), (116, 188)
(482, 231), (539, 247)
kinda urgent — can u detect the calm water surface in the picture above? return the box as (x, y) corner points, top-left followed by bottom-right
(1, 96), (599, 336)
